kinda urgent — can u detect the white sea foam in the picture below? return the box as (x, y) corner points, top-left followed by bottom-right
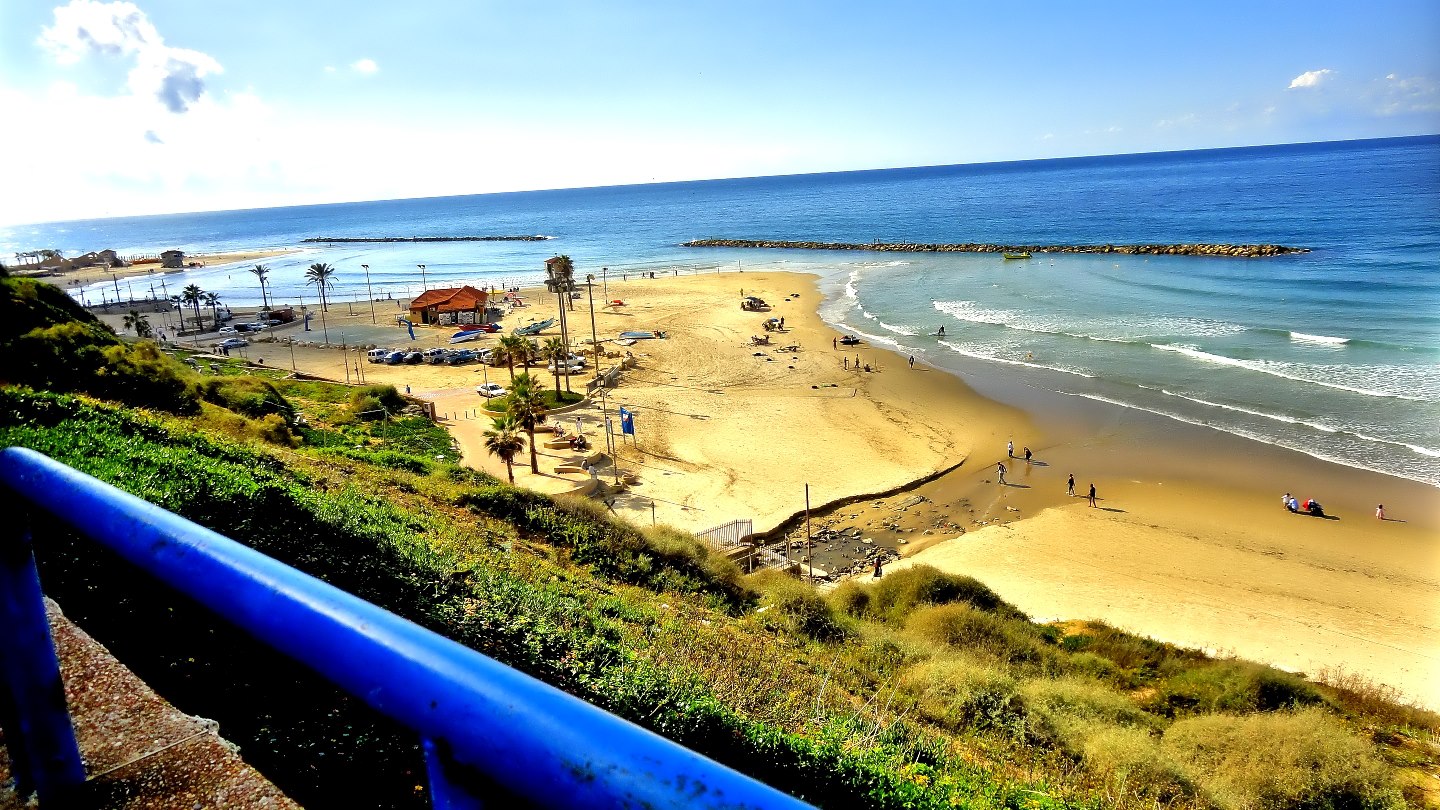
(937, 340), (1095, 378)
(1150, 343), (1429, 401)
(877, 320), (918, 336)
(1290, 331), (1350, 345)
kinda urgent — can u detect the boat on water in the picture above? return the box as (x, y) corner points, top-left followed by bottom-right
(1003, 252), (1032, 260)
(512, 318), (557, 337)
(619, 330), (666, 340)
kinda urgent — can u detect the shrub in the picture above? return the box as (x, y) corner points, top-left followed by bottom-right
(1058, 620), (1207, 683)
(1148, 661), (1324, 717)
(349, 384), (406, 419)
(7, 322), (200, 413)
(904, 603), (1043, 665)
(1315, 666), (1440, 734)
(834, 564), (1022, 624)
(1018, 677), (1156, 750)
(1162, 709), (1401, 810)
(903, 655), (1027, 738)
(746, 569), (847, 642)
(1080, 725), (1195, 801)
(199, 376), (294, 421)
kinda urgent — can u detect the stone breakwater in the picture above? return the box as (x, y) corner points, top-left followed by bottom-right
(681, 239), (1308, 257)
(302, 235), (552, 243)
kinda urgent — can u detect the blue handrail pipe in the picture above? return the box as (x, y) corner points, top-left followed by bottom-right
(0, 447), (816, 809)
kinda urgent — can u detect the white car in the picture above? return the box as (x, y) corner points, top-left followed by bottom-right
(216, 337), (249, 349)
(218, 326), (238, 335)
(476, 383), (507, 398)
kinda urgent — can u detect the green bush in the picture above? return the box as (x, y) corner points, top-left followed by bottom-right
(349, 384), (406, 418)
(746, 569), (848, 641)
(834, 565), (1022, 624)
(904, 603), (1044, 665)
(1162, 709), (1401, 810)
(1148, 661), (1324, 717)
(903, 655), (1027, 738)
(1080, 725), (1195, 802)
(1018, 677), (1157, 750)
(199, 375), (294, 421)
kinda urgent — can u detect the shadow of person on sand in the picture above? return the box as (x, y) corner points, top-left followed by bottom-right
(1097, 506), (1126, 513)
(1001, 482), (1031, 489)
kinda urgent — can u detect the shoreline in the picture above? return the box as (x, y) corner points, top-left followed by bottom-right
(98, 264), (1438, 707)
(21, 248), (300, 289)
(682, 238), (1308, 257)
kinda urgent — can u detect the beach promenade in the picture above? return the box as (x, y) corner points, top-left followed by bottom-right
(125, 269), (1440, 708)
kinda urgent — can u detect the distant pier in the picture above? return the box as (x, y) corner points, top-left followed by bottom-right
(302, 235), (553, 243)
(681, 239), (1308, 258)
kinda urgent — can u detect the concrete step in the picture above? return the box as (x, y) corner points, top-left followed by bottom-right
(1, 599), (299, 809)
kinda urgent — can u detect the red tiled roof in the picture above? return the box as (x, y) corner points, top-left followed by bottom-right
(409, 285), (488, 311)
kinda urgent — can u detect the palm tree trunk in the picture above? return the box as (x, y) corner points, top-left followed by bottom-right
(526, 427), (538, 473)
(505, 458), (515, 484)
(506, 359), (515, 383)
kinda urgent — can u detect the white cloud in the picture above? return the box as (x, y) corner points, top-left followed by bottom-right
(351, 58), (378, 75)
(1287, 69), (1333, 90)
(38, 0), (221, 113)
(324, 65), (336, 74)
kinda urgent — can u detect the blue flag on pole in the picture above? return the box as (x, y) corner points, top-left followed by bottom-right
(619, 407), (635, 436)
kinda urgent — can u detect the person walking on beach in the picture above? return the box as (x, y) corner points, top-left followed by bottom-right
(1007, 441), (1014, 458)
(997, 462), (1007, 485)
(843, 357), (848, 370)
(908, 355), (915, 368)
(1376, 504), (1385, 520)
(1023, 446), (1032, 462)
(1088, 483), (1097, 507)
(1067, 474), (1075, 497)
(833, 337), (837, 349)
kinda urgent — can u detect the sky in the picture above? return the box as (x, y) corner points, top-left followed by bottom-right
(2, 0), (1437, 226)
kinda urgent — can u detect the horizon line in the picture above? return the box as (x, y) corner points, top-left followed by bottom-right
(10, 133), (1437, 230)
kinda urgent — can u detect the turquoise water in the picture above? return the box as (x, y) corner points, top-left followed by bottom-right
(5, 136), (1437, 485)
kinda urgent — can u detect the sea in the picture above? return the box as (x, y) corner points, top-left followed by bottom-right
(4, 135), (1438, 487)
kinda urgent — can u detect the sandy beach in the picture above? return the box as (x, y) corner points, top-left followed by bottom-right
(96, 268), (1440, 707)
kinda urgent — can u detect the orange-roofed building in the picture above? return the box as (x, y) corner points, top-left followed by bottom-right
(408, 285), (490, 326)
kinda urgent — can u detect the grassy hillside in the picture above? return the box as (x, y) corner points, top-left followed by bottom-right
(2, 274), (1436, 809)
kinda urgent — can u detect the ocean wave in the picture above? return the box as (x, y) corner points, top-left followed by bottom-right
(1150, 343), (1431, 401)
(1290, 331), (1350, 345)
(1059, 391), (1440, 488)
(937, 340), (1096, 378)
(932, 300), (1245, 343)
(877, 320), (918, 336)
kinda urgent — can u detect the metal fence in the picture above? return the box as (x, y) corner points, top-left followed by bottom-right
(695, 519), (754, 550)
(0, 447), (815, 809)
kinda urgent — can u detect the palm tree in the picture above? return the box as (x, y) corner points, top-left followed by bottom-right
(483, 415), (527, 484)
(305, 262), (336, 343)
(496, 335), (528, 383)
(305, 263), (336, 312)
(250, 264), (271, 311)
(505, 372), (548, 474)
(122, 310), (152, 338)
(181, 284), (204, 332)
(203, 291), (222, 331)
(541, 336), (569, 396)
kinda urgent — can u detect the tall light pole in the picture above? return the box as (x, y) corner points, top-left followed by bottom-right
(586, 273), (602, 383)
(417, 264), (427, 293)
(362, 264), (377, 323)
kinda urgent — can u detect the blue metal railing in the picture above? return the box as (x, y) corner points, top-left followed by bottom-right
(0, 447), (815, 809)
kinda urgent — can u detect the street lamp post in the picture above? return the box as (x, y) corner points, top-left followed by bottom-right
(586, 274), (602, 383)
(418, 264), (427, 293)
(362, 264), (377, 324)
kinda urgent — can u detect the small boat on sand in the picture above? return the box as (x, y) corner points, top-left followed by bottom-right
(1003, 252), (1032, 260)
(449, 330), (486, 344)
(619, 330), (666, 340)
(512, 318), (557, 337)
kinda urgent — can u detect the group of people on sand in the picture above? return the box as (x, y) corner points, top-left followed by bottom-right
(1282, 492), (1326, 517)
(997, 441), (1098, 506)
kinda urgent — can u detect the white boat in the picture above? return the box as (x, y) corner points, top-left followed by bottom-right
(619, 330), (666, 340)
(449, 330), (486, 344)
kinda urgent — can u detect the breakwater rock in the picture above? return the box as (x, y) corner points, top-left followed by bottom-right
(681, 239), (1307, 258)
(302, 235), (552, 243)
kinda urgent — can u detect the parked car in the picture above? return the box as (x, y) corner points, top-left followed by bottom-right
(383, 351), (406, 365)
(215, 337), (248, 349)
(367, 348), (391, 363)
(476, 383), (507, 398)
(218, 326), (238, 335)
(547, 353), (588, 373)
(423, 348), (450, 364)
(447, 349), (477, 365)
(403, 351), (424, 364)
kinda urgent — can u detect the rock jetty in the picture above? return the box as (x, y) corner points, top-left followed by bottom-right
(302, 235), (552, 243)
(681, 239), (1307, 258)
